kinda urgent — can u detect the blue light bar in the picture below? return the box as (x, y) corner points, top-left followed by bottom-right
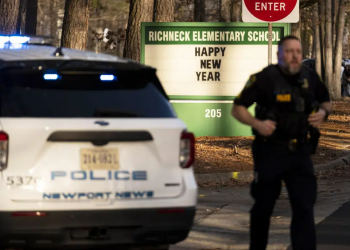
(9, 36), (30, 44)
(100, 74), (116, 81)
(43, 74), (59, 80)
(0, 36), (9, 44)
(0, 35), (30, 44)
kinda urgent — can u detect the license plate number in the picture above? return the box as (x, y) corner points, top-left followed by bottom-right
(80, 148), (119, 170)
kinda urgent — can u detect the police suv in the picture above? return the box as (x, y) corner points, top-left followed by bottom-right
(0, 35), (197, 250)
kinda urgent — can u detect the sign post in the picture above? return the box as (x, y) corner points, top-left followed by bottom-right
(242, 0), (300, 65)
(268, 23), (272, 64)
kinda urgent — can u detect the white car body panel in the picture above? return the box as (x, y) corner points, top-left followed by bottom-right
(0, 118), (197, 211)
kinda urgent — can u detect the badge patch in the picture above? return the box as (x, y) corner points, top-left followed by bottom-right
(302, 79), (309, 88)
(250, 74), (257, 84)
(276, 94), (291, 102)
(236, 74), (257, 98)
(244, 74), (257, 88)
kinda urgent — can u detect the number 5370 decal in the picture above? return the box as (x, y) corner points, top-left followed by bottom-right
(6, 176), (41, 186)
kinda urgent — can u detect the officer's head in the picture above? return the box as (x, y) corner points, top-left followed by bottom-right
(346, 65), (350, 73)
(277, 36), (302, 75)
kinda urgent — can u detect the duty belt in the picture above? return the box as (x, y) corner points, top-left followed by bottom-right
(256, 137), (306, 152)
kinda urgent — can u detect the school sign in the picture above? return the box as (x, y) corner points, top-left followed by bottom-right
(141, 23), (290, 137)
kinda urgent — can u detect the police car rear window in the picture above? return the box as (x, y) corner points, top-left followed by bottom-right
(0, 69), (176, 118)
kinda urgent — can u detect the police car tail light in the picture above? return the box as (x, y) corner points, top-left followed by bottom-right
(180, 131), (195, 168)
(0, 132), (8, 170)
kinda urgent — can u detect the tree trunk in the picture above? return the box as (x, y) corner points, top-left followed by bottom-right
(123, 0), (154, 61)
(343, 25), (349, 58)
(291, 11), (301, 39)
(332, 0), (334, 48)
(231, 0), (241, 22)
(325, 0), (333, 96)
(61, 0), (91, 50)
(0, 0), (20, 35)
(50, 0), (58, 46)
(332, 0), (338, 57)
(50, 0), (58, 44)
(319, 0), (326, 80)
(333, 0), (345, 100)
(24, 0), (37, 35)
(291, 23), (301, 39)
(194, 0), (205, 22)
(37, 0), (50, 37)
(219, 0), (230, 22)
(308, 31), (313, 58)
(313, 4), (322, 77)
(301, 19), (309, 58)
(343, 2), (350, 58)
(16, 0), (27, 34)
(312, 35), (316, 58)
(153, 0), (175, 22)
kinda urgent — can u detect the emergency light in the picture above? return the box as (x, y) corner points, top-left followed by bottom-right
(43, 73), (117, 81)
(100, 74), (116, 81)
(0, 35), (30, 44)
(0, 35), (54, 46)
(43, 74), (59, 80)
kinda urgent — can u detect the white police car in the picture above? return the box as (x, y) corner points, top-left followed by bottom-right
(0, 35), (197, 250)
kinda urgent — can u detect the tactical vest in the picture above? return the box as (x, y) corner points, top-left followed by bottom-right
(253, 65), (318, 141)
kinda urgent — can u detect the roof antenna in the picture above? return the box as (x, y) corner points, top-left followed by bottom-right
(52, 47), (64, 57)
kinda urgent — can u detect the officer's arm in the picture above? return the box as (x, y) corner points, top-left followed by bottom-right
(232, 105), (261, 129)
(231, 74), (260, 128)
(320, 102), (332, 115)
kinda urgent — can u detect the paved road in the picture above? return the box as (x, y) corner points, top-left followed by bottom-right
(171, 167), (350, 249)
(316, 200), (350, 250)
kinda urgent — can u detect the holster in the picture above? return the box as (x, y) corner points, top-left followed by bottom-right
(307, 101), (321, 155)
(308, 127), (321, 154)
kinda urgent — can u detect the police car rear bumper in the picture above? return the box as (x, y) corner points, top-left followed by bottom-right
(0, 207), (195, 249)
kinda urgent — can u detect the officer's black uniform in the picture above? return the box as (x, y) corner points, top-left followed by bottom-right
(234, 64), (330, 250)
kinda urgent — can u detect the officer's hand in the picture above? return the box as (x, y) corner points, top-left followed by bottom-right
(308, 109), (326, 127)
(254, 120), (276, 137)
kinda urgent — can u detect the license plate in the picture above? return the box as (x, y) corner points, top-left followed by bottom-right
(80, 148), (119, 170)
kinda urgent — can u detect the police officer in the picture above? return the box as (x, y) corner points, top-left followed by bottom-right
(342, 64), (350, 96)
(231, 35), (332, 250)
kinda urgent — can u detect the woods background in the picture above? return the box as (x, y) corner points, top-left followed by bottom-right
(0, 0), (349, 100)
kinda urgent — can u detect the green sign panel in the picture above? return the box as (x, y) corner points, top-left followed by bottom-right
(141, 22), (290, 137)
(145, 26), (284, 45)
